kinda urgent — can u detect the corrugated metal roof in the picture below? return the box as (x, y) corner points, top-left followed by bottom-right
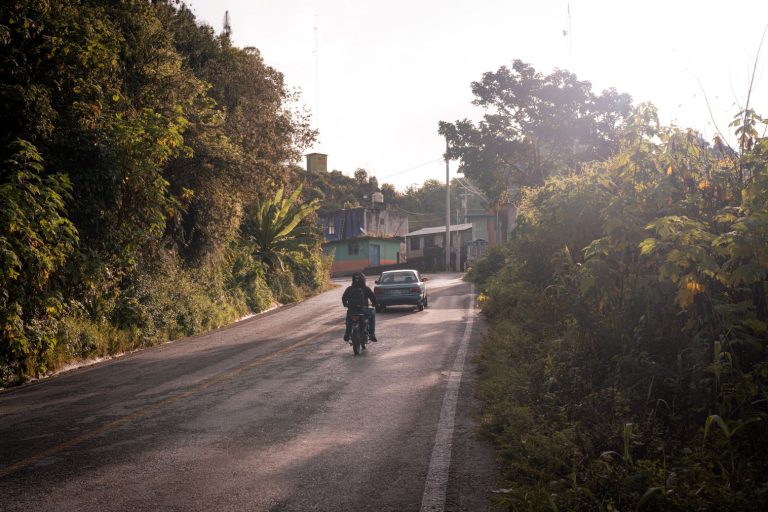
(406, 223), (473, 237)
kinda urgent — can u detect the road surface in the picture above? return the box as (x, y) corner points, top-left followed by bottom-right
(0, 273), (500, 511)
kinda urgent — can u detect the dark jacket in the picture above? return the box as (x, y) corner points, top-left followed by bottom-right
(342, 285), (377, 309)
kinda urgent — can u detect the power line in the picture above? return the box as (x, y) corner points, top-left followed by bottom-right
(454, 176), (488, 202)
(392, 204), (431, 216)
(379, 158), (443, 180)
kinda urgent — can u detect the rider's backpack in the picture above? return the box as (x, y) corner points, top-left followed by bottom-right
(347, 287), (366, 310)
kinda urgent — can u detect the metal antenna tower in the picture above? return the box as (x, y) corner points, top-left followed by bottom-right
(223, 10), (232, 39)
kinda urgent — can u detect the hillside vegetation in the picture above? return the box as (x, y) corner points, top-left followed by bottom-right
(452, 62), (768, 509)
(0, 1), (329, 386)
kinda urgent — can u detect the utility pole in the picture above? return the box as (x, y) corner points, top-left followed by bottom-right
(445, 137), (451, 272)
(462, 189), (468, 223)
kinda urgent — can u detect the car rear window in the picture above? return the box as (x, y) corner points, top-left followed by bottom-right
(381, 272), (418, 284)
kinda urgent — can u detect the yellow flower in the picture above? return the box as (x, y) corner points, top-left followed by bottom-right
(677, 278), (705, 308)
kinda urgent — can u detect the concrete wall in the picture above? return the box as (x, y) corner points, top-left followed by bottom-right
(405, 229), (472, 262)
(363, 209), (409, 237)
(371, 240), (400, 265)
(325, 238), (402, 276)
(320, 208), (409, 242)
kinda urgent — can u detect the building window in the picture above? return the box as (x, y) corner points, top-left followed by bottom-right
(348, 242), (359, 256)
(425, 236), (436, 248)
(328, 224), (335, 235)
(410, 237), (420, 250)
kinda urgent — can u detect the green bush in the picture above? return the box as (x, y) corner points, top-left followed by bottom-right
(289, 246), (333, 294)
(473, 108), (768, 510)
(1, 140), (78, 383)
(465, 244), (511, 288)
(110, 251), (252, 343)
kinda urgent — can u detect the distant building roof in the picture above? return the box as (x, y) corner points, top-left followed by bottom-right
(464, 210), (493, 218)
(406, 223), (473, 237)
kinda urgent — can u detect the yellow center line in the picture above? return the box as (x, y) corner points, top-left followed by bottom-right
(0, 337), (315, 479)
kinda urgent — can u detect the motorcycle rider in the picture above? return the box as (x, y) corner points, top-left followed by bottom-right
(341, 272), (378, 342)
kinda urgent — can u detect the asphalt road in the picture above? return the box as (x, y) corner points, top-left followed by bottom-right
(0, 273), (500, 511)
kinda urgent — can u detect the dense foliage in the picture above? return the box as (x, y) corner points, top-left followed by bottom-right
(0, 0), (325, 385)
(304, 165), (483, 231)
(440, 60), (633, 204)
(468, 96), (768, 508)
(241, 186), (318, 271)
(304, 166), (384, 214)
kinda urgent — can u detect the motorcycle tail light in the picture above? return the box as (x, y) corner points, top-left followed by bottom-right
(350, 314), (361, 321)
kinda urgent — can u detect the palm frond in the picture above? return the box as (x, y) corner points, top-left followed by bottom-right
(245, 185), (320, 269)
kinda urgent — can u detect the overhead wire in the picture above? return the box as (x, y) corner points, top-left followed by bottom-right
(379, 158), (443, 180)
(392, 204), (431, 216)
(454, 176), (488, 202)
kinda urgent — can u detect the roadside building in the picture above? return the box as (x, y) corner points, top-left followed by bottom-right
(462, 204), (516, 248)
(405, 223), (474, 272)
(319, 195), (409, 276)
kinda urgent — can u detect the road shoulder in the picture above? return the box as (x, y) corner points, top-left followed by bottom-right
(445, 315), (505, 512)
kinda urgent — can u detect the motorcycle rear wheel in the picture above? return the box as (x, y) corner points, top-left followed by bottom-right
(352, 329), (362, 355)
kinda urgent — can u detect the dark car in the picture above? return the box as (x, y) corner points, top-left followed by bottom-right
(373, 269), (428, 312)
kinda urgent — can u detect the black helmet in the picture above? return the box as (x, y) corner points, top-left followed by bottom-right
(351, 272), (366, 287)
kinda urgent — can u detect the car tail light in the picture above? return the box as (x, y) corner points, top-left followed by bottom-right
(410, 287), (421, 293)
(374, 287), (382, 295)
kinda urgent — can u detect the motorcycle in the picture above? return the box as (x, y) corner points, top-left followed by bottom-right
(347, 311), (369, 355)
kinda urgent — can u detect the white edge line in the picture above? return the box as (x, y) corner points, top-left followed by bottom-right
(420, 284), (476, 512)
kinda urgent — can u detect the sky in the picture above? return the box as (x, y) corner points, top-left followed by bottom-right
(186, 0), (768, 191)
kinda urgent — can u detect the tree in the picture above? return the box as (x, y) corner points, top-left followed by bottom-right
(241, 187), (319, 271)
(439, 60), (633, 203)
(304, 166), (385, 214)
(0, 0), (327, 382)
(397, 178), (467, 231)
(0, 140), (78, 377)
(354, 168), (368, 184)
(160, 3), (316, 264)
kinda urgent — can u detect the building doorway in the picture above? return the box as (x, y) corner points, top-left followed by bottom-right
(369, 244), (380, 267)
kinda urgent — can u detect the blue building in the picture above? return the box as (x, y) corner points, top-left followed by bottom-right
(319, 198), (409, 276)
